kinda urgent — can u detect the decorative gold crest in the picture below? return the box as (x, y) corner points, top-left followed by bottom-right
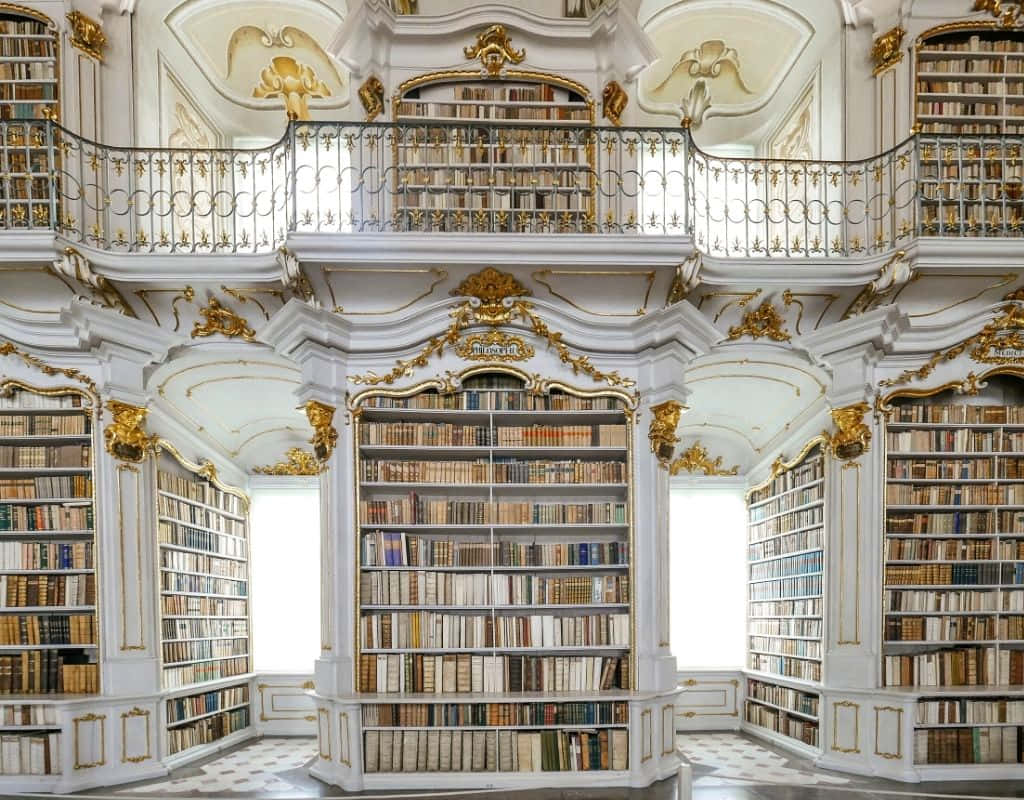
(602, 80), (627, 126)
(104, 401), (158, 463)
(358, 76), (385, 122)
(649, 400), (684, 466)
(191, 297), (256, 342)
(305, 401), (338, 462)
(252, 56), (331, 121)
(455, 331), (535, 362)
(253, 448), (325, 476)
(668, 442), (739, 476)
(824, 402), (871, 460)
(67, 11), (106, 61)
(463, 25), (526, 76)
(726, 301), (792, 342)
(451, 267), (531, 325)
(871, 27), (905, 76)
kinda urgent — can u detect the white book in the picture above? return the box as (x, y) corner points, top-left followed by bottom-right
(439, 730), (452, 772)
(530, 731), (543, 772)
(417, 730), (427, 772)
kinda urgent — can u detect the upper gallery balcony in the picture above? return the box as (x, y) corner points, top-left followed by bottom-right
(0, 117), (1016, 261)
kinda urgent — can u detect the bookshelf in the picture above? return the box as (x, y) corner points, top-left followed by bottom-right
(0, 382), (98, 700)
(352, 370), (635, 777)
(392, 76), (596, 233)
(743, 676), (819, 751)
(746, 441), (826, 697)
(155, 443), (252, 762)
(883, 374), (1024, 768)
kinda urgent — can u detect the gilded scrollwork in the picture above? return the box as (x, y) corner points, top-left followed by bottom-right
(726, 300), (792, 342)
(306, 401), (338, 462)
(358, 76), (386, 122)
(104, 401), (158, 463)
(66, 10), (106, 61)
(0, 340), (98, 399)
(602, 80), (628, 126)
(648, 400), (684, 466)
(668, 442), (739, 476)
(824, 402), (871, 460)
(463, 25), (525, 76)
(253, 448), (325, 476)
(191, 296), (256, 342)
(871, 27), (905, 76)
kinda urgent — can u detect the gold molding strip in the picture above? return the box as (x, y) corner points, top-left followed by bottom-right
(531, 269), (655, 317)
(256, 681), (316, 722)
(0, 341), (98, 399)
(155, 438), (250, 511)
(323, 267), (447, 315)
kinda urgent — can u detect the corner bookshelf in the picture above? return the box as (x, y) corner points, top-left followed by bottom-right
(915, 26), (1024, 236)
(155, 443), (252, 762)
(0, 6), (57, 232)
(392, 75), (595, 233)
(882, 374), (1024, 769)
(353, 369), (634, 778)
(0, 381), (96, 778)
(744, 441), (825, 752)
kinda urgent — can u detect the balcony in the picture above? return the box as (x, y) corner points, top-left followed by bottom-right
(0, 119), (1019, 259)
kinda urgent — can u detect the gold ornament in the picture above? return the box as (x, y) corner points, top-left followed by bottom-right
(0, 341), (98, 398)
(602, 80), (627, 126)
(824, 402), (871, 460)
(871, 27), (905, 76)
(252, 448), (325, 476)
(455, 331), (534, 362)
(648, 400), (684, 466)
(103, 401), (158, 463)
(358, 76), (385, 122)
(305, 401), (338, 462)
(668, 442), (739, 476)
(252, 56), (331, 121)
(66, 11), (106, 61)
(973, 0), (1024, 27)
(463, 25), (525, 76)
(191, 297), (256, 342)
(726, 301), (792, 342)
(451, 267), (531, 325)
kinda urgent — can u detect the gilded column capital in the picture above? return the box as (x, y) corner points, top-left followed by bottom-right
(824, 402), (872, 461)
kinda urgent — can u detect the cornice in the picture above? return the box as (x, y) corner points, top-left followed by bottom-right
(0, 231), (58, 264)
(63, 299), (179, 363)
(800, 305), (907, 360)
(912, 237), (1024, 271)
(57, 241), (281, 284)
(891, 300), (1022, 355)
(698, 249), (909, 288)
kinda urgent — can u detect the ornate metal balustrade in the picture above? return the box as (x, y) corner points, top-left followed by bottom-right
(1, 118), (1021, 256)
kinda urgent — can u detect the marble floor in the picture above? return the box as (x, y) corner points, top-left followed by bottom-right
(74, 732), (1024, 800)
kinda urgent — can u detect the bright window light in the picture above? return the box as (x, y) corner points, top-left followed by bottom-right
(670, 486), (746, 669)
(250, 486), (320, 672)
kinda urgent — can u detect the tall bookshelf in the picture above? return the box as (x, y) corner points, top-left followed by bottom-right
(0, 7), (57, 232)
(353, 370), (634, 777)
(393, 76), (595, 233)
(155, 444), (252, 762)
(744, 441), (825, 752)
(0, 381), (96, 778)
(882, 374), (1024, 768)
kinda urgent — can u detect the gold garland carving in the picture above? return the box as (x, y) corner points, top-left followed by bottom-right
(104, 400), (158, 463)
(350, 268), (635, 389)
(668, 442), (739, 476)
(0, 340), (98, 399)
(649, 400), (684, 467)
(253, 447), (325, 476)
(463, 25), (525, 76)
(306, 401), (338, 462)
(879, 299), (1024, 388)
(973, 0), (1024, 27)
(191, 296), (256, 342)
(824, 402), (871, 460)
(726, 301), (792, 342)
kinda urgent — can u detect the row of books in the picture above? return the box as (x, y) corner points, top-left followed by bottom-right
(162, 657), (249, 690)
(920, 164), (1024, 181)
(357, 654), (630, 693)
(362, 459), (489, 484)
(918, 79), (1024, 94)
(361, 701), (628, 727)
(362, 392), (621, 411)
(917, 101), (1002, 117)
(749, 618), (822, 637)
(887, 430), (1022, 452)
(363, 459), (628, 486)
(748, 598), (822, 618)
(360, 612), (630, 649)
(0, 733), (60, 775)
(747, 457), (823, 505)
(162, 639), (248, 665)
(162, 618), (248, 641)
(0, 477), (90, 500)
(0, 417), (88, 436)
(748, 506), (823, 542)
(0, 41), (52, 61)
(160, 573), (247, 596)
(921, 180), (1023, 199)
(361, 423), (492, 447)
(360, 573), (629, 607)
(0, 614), (95, 645)
(0, 63), (54, 82)
(748, 574), (822, 602)
(887, 484), (1024, 505)
(748, 654), (821, 682)
(890, 538), (1024, 560)
(0, 574), (94, 607)
(889, 461), (1024, 481)
(748, 637), (821, 660)
(921, 36), (1024, 54)
(889, 405), (1024, 424)
(917, 698), (1024, 724)
(919, 120), (1017, 134)
(400, 168), (584, 188)
(398, 103), (589, 123)
(400, 149), (588, 169)
(167, 683), (249, 724)
(746, 679), (818, 716)
(160, 595), (247, 617)
(361, 534), (628, 568)
(160, 549), (247, 578)
(749, 551), (822, 582)
(743, 703), (819, 746)
(158, 497), (245, 536)
(884, 590), (1023, 613)
(0, 705), (55, 726)
(882, 647), (1024, 686)
(884, 563), (1023, 585)
(0, 394), (83, 410)
(399, 194), (588, 212)
(158, 521), (247, 559)
(167, 706), (249, 755)
(914, 726), (1023, 764)
(364, 727), (627, 773)
(0, 656), (96, 694)
(360, 499), (628, 526)
(157, 470), (243, 516)
(884, 615), (1023, 642)
(748, 528), (823, 563)
(747, 487), (822, 524)
(887, 511), (1013, 535)
(0, 542), (92, 570)
(0, 446), (90, 469)
(918, 57), (1024, 74)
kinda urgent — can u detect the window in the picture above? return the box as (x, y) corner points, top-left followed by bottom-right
(250, 486), (321, 672)
(670, 486), (746, 669)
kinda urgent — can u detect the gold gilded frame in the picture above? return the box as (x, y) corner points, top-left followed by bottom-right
(73, 712), (106, 769)
(120, 707), (152, 764)
(349, 363), (638, 691)
(873, 705), (903, 760)
(831, 700), (860, 754)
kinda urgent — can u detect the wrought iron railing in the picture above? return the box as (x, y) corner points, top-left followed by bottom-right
(1, 118), (1022, 256)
